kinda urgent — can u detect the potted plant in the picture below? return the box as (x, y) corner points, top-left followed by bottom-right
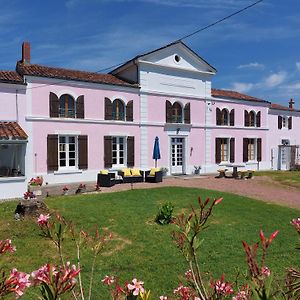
(28, 176), (43, 196)
(161, 167), (168, 177)
(62, 186), (69, 195)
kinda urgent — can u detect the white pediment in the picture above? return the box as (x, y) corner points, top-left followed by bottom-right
(138, 42), (216, 74)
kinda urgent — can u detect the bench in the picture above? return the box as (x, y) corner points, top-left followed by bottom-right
(216, 169), (228, 178)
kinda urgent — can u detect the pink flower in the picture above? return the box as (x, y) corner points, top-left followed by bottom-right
(173, 284), (192, 300)
(291, 218), (300, 233)
(160, 296), (168, 300)
(37, 214), (50, 226)
(184, 269), (193, 280)
(261, 266), (271, 277)
(232, 291), (248, 300)
(127, 278), (144, 296)
(102, 275), (115, 286)
(194, 298), (200, 300)
(4, 268), (31, 298)
(0, 239), (16, 254)
(211, 274), (234, 296)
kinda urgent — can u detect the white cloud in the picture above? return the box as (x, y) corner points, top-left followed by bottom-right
(231, 82), (254, 93)
(237, 62), (265, 70)
(264, 71), (287, 88)
(284, 82), (300, 91)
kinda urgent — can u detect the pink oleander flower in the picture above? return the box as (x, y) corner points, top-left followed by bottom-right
(184, 269), (193, 280)
(160, 296), (168, 300)
(261, 266), (271, 277)
(291, 218), (300, 233)
(0, 239), (16, 254)
(37, 214), (50, 226)
(173, 284), (192, 300)
(4, 268), (31, 298)
(194, 298), (200, 300)
(127, 278), (145, 296)
(102, 275), (115, 286)
(211, 274), (234, 296)
(232, 284), (250, 300)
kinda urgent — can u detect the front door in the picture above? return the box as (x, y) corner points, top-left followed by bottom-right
(279, 140), (290, 170)
(171, 137), (185, 174)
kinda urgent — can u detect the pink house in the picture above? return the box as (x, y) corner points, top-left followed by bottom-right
(0, 41), (299, 199)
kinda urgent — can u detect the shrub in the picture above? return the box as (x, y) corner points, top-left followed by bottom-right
(155, 202), (174, 225)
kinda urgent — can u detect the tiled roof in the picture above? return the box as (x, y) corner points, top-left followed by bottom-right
(270, 103), (300, 112)
(0, 122), (28, 140)
(0, 71), (24, 84)
(16, 61), (137, 88)
(212, 88), (269, 103)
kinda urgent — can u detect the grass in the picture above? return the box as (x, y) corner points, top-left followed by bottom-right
(256, 170), (300, 189)
(0, 187), (299, 299)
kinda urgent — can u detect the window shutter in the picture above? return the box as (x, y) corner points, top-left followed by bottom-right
(105, 98), (112, 120)
(127, 136), (135, 167)
(230, 138), (235, 163)
(166, 100), (172, 123)
(257, 138), (262, 162)
(49, 92), (59, 117)
(288, 116), (292, 130)
(244, 110), (249, 127)
(215, 138), (221, 164)
(229, 109), (235, 126)
(126, 100), (133, 121)
(278, 116), (282, 129)
(104, 136), (112, 168)
(78, 135), (88, 169)
(184, 103), (191, 124)
(256, 111), (261, 127)
(47, 134), (58, 171)
(216, 108), (221, 125)
(243, 138), (249, 162)
(76, 95), (85, 119)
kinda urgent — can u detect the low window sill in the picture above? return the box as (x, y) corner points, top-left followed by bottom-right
(0, 176), (26, 182)
(54, 169), (83, 175)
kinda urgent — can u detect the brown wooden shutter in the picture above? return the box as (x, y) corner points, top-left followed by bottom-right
(256, 111), (261, 127)
(257, 138), (262, 162)
(243, 138), (249, 162)
(47, 134), (58, 171)
(215, 138), (221, 164)
(230, 138), (235, 163)
(104, 136), (112, 168)
(244, 110), (249, 127)
(127, 136), (135, 167)
(126, 100), (133, 121)
(76, 95), (85, 119)
(78, 135), (88, 169)
(216, 108), (221, 125)
(229, 109), (235, 126)
(49, 92), (59, 117)
(166, 100), (172, 123)
(184, 103), (191, 124)
(288, 116), (292, 130)
(278, 116), (282, 129)
(105, 98), (112, 120)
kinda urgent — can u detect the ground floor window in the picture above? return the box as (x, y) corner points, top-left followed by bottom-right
(0, 143), (26, 177)
(243, 138), (262, 162)
(59, 136), (77, 168)
(215, 138), (235, 164)
(112, 137), (125, 166)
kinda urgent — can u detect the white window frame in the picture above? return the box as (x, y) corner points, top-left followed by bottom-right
(58, 135), (78, 170)
(220, 138), (230, 163)
(112, 136), (126, 168)
(247, 138), (257, 162)
(282, 116), (288, 128)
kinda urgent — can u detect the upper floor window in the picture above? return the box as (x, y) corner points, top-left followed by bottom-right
(244, 110), (261, 127)
(105, 98), (133, 121)
(278, 115), (292, 130)
(166, 100), (190, 124)
(49, 92), (84, 119)
(216, 108), (234, 126)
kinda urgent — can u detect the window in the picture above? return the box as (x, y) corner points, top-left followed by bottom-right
(47, 135), (88, 171)
(215, 138), (235, 164)
(105, 98), (133, 121)
(249, 111), (255, 127)
(220, 138), (229, 161)
(59, 136), (77, 168)
(243, 138), (262, 162)
(244, 110), (261, 127)
(216, 108), (234, 126)
(166, 101), (190, 124)
(112, 99), (125, 121)
(172, 102), (182, 123)
(278, 115), (292, 130)
(59, 94), (75, 118)
(112, 137), (125, 166)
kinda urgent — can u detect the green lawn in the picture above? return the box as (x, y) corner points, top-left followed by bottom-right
(0, 187), (299, 299)
(256, 170), (300, 188)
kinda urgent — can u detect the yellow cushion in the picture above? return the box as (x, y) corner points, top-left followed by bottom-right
(131, 169), (141, 176)
(150, 168), (160, 176)
(122, 168), (131, 177)
(100, 170), (108, 175)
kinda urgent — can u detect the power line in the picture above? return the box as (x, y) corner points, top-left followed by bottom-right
(18, 0), (263, 91)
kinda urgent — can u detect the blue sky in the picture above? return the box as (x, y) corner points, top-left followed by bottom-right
(0, 0), (299, 106)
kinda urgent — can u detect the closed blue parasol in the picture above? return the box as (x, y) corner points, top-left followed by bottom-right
(152, 136), (161, 167)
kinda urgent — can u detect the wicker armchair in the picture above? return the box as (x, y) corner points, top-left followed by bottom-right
(145, 170), (163, 183)
(97, 172), (116, 187)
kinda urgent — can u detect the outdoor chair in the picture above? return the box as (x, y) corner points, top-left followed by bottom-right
(97, 172), (116, 187)
(118, 169), (144, 183)
(216, 169), (227, 178)
(247, 170), (255, 179)
(145, 169), (163, 183)
(238, 170), (248, 180)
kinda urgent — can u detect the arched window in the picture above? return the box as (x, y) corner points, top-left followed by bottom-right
(59, 94), (75, 118)
(112, 99), (125, 121)
(172, 102), (183, 123)
(221, 109), (229, 125)
(249, 111), (255, 127)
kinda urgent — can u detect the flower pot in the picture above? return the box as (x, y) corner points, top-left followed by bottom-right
(28, 185), (42, 196)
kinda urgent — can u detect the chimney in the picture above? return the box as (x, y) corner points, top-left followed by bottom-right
(289, 98), (295, 109)
(22, 41), (30, 64)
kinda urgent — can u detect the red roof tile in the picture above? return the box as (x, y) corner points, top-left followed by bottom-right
(270, 103), (300, 112)
(0, 71), (23, 84)
(212, 88), (269, 103)
(16, 61), (137, 88)
(0, 122), (27, 140)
